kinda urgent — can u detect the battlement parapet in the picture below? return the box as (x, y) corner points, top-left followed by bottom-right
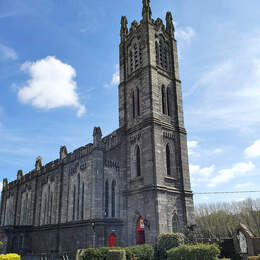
(102, 128), (123, 151)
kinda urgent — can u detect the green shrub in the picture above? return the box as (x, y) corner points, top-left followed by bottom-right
(78, 244), (153, 260)
(78, 247), (110, 260)
(126, 244), (154, 260)
(167, 243), (220, 260)
(156, 233), (185, 260)
(107, 250), (126, 260)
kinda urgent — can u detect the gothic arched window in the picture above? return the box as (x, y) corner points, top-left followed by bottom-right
(162, 85), (166, 114)
(24, 193), (28, 225)
(136, 146), (141, 177)
(105, 180), (109, 217)
(159, 40), (163, 67)
(137, 88), (140, 116)
(73, 185), (76, 221)
(132, 91), (136, 119)
(139, 44), (143, 66)
(172, 214), (178, 233)
(166, 144), (171, 176)
(164, 46), (168, 70)
(155, 42), (159, 65)
(134, 43), (139, 70)
(49, 192), (53, 224)
(77, 174), (80, 220)
(112, 180), (116, 217)
(81, 183), (85, 219)
(156, 37), (170, 71)
(47, 185), (50, 224)
(44, 195), (47, 225)
(167, 87), (170, 116)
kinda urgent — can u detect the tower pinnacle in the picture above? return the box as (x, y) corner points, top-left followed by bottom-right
(166, 11), (175, 36)
(120, 16), (128, 41)
(142, 0), (152, 21)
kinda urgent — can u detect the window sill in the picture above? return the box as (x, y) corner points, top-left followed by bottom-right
(165, 176), (176, 182)
(130, 176), (144, 183)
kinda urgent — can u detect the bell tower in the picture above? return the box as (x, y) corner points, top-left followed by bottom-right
(119, 0), (194, 245)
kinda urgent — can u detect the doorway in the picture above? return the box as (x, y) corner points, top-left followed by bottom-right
(137, 216), (145, 245)
(109, 233), (117, 247)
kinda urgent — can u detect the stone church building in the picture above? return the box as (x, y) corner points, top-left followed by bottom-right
(0, 0), (194, 256)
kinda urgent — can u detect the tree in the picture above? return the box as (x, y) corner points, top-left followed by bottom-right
(195, 198), (260, 239)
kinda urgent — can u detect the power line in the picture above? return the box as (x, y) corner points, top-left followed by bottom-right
(194, 190), (260, 195)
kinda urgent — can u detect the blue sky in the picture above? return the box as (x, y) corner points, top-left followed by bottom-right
(0, 0), (260, 205)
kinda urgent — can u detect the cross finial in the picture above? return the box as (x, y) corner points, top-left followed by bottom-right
(142, 0), (152, 21)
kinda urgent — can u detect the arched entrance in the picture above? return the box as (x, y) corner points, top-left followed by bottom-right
(137, 216), (145, 245)
(108, 233), (116, 247)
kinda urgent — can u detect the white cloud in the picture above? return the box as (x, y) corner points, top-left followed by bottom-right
(188, 141), (198, 149)
(185, 31), (260, 133)
(0, 181), (2, 193)
(175, 26), (196, 44)
(235, 182), (254, 189)
(190, 164), (215, 177)
(187, 140), (198, 156)
(213, 148), (223, 153)
(208, 161), (255, 187)
(0, 43), (18, 60)
(105, 65), (119, 88)
(18, 56), (86, 117)
(245, 139), (260, 158)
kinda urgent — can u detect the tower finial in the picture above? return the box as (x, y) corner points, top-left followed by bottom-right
(142, 0), (152, 21)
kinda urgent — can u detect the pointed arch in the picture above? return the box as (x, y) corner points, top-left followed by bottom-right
(136, 145), (141, 177)
(162, 85), (166, 114)
(111, 180), (116, 217)
(109, 233), (117, 247)
(105, 180), (109, 217)
(172, 214), (178, 233)
(166, 144), (171, 176)
(137, 216), (145, 245)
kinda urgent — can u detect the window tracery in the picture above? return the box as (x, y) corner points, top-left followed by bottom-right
(155, 36), (170, 71)
(128, 40), (143, 74)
